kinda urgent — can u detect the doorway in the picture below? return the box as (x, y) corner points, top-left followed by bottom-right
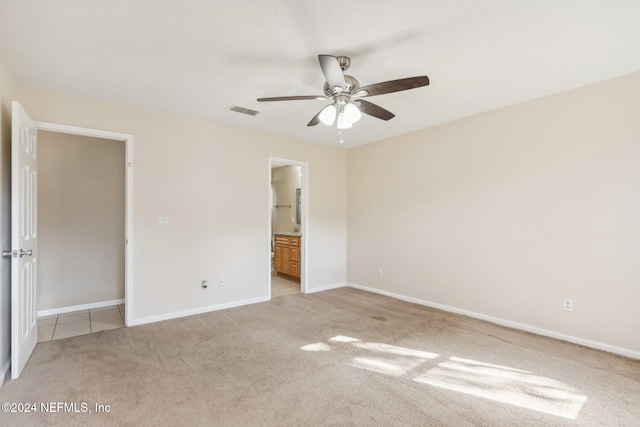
(35, 122), (134, 326)
(268, 157), (308, 298)
(36, 130), (125, 340)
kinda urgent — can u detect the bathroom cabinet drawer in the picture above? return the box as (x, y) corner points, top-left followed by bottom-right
(273, 234), (301, 279)
(274, 236), (290, 245)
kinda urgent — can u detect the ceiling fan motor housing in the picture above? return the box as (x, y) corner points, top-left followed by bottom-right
(324, 75), (360, 97)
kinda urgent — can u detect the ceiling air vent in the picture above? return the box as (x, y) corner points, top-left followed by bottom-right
(230, 105), (259, 116)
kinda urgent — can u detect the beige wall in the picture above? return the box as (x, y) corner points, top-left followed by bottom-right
(348, 71), (640, 354)
(272, 165), (301, 234)
(16, 84), (348, 322)
(38, 131), (125, 310)
(0, 47), (16, 379)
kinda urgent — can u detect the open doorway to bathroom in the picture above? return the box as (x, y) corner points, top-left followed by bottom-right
(268, 157), (308, 298)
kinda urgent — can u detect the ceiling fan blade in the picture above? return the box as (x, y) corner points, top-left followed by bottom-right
(357, 100), (395, 121)
(307, 109), (323, 126)
(257, 95), (323, 102)
(318, 55), (346, 90)
(358, 76), (429, 97)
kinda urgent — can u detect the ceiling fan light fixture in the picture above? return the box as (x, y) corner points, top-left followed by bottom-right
(336, 111), (352, 129)
(319, 104), (337, 126)
(343, 102), (361, 123)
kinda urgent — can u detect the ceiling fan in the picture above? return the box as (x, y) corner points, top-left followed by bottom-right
(257, 55), (430, 132)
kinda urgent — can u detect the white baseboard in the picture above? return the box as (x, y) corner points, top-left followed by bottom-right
(129, 296), (270, 326)
(37, 299), (125, 318)
(305, 282), (347, 294)
(347, 283), (640, 360)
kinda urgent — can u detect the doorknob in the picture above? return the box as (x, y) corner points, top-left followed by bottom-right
(2, 249), (33, 258)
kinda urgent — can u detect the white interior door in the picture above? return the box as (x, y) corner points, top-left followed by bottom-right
(10, 101), (38, 379)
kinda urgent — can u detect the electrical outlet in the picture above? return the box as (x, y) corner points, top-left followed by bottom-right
(563, 299), (573, 311)
(201, 280), (208, 289)
(377, 267), (383, 276)
(218, 278), (224, 287)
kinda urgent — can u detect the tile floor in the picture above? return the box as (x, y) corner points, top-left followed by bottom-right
(37, 304), (125, 342)
(271, 272), (301, 297)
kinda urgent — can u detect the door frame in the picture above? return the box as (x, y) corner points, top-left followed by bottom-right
(268, 157), (308, 296)
(35, 121), (134, 325)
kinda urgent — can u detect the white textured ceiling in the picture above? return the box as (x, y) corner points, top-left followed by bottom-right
(1, 1), (640, 148)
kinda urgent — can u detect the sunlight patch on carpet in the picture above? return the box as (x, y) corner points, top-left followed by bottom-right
(352, 342), (439, 359)
(300, 342), (331, 352)
(413, 357), (587, 419)
(347, 342), (438, 376)
(349, 357), (416, 376)
(328, 335), (362, 343)
(300, 335), (586, 419)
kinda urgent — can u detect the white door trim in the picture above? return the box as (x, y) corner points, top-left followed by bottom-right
(34, 121), (134, 326)
(268, 157), (309, 296)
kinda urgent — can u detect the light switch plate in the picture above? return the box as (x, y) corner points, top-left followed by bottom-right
(157, 216), (169, 227)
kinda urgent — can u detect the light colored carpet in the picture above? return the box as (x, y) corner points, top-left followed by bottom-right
(0, 287), (638, 426)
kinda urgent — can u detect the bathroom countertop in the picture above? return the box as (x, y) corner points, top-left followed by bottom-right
(274, 232), (301, 237)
